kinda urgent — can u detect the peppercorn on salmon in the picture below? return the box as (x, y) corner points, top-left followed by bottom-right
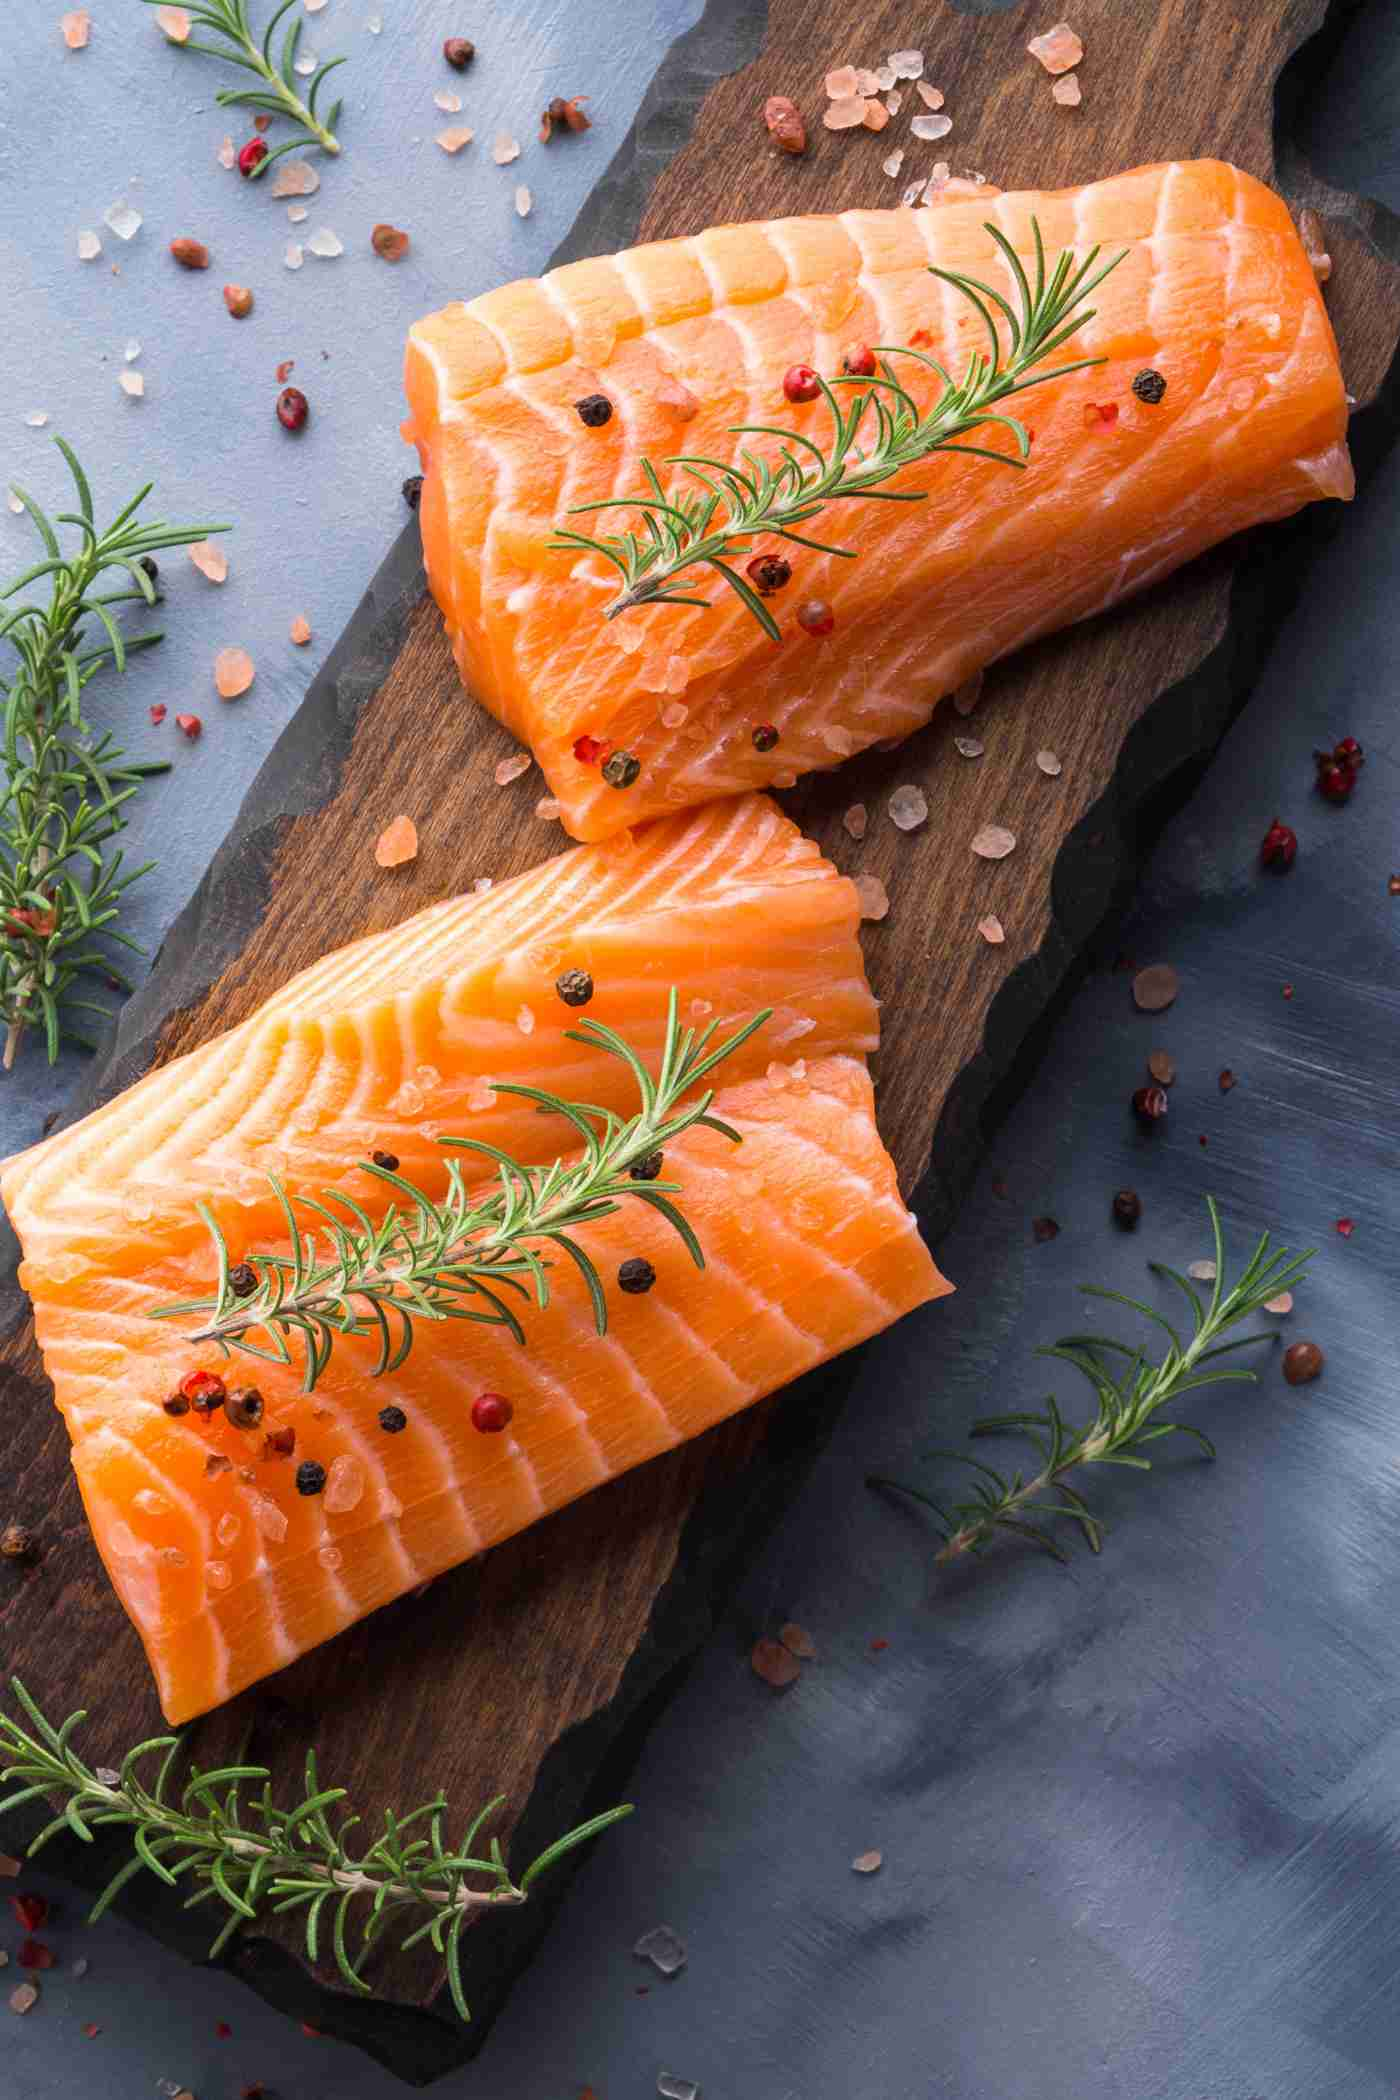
(1, 795), (947, 1723)
(404, 159), (1350, 841)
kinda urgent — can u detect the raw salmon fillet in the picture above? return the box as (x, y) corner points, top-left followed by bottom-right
(2, 796), (947, 1722)
(405, 159), (1351, 841)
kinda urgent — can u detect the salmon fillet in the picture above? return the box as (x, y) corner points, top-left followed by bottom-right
(2, 797), (946, 1722)
(405, 159), (1351, 842)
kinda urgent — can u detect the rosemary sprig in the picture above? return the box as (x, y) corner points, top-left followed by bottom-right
(870, 1200), (1313, 1565)
(156, 992), (771, 1392)
(141, 0), (347, 167)
(553, 218), (1126, 639)
(1, 438), (225, 1069)
(0, 1678), (629, 2021)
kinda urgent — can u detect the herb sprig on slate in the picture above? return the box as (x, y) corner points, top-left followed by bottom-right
(554, 220), (1125, 638)
(0, 1678), (629, 2022)
(142, 0), (347, 167)
(0, 439), (225, 1068)
(870, 1200), (1313, 1564)
(157, 992), (771, 1391)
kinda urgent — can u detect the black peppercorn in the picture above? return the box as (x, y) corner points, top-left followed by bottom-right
(443, 35), (475, 68)
(1131, 1084), (1169, 1126)
(575, 393), (613, 428)
(601, 748), (641, 789)
(296, 1460), (327, 1497)
(1131, 368), (1167, 405)
(378, 1405), (408, 1434)
(555, 968), (594, 1008)
(618, 1257), (656, 1294)
(226, 1386), (265, 1431)
(629, 1152), (663, 1181)
(162, 1391), (191, 1417)
(371, 1149), (400, 1171)
(228, 1261), (258, 1299)
(1112, 1188), (1142, 1229)
(402, 474), (424, 511)
(751, 724), (780, 752)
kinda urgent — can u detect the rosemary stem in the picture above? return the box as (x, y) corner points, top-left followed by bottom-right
(247, 47), (339, 154)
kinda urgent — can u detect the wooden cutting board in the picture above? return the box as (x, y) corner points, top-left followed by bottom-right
(2, 0), (1396, 2080)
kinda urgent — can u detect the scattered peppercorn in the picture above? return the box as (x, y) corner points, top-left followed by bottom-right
(402, 475), (423, 511)
(162, 1392), (191, 1417)
(573, 733), (607, 764)
(222, 283), (254, 318)
(1131, 368), (1167, 404)
(10, 1893), (47, 1932)
(169, 237), (211, 270)
(1315, 759), (1354, 804)
(1218, 1068), (1236, 1093)
(575, 393), (613, 428)
(1131, 1084), (1169, 1126)
(629, 1151), (663, 1181)
(1390, 875), (1400, 896)
(227, 1261), (258, 1298)
(1259, 818), (1297, 870)
(1112, 1188), (1142, 1229)
(1336, 1217), (1355, 1238)
(763, 94), (806, 154)
(841, 343), (877, 377)
(236, 137), (269, 178)
(744, 553), (792, 597)
(1031, 1215), (1060, 1243)
(0, 1523), (37, 1563)
(1282, 1340), (1324, 1386)
(175, 712), (202, 740)
(296, 1460), (327, 1496)
(378, 1405), (408, 1434)
(555, 967), (594, 1007)
(226, 1387), (265, 1431)
(263, 1425), (296, 1460)
(751, 723), (780, 751)
(618, 1256), (656, 1294)
(782, 364), (820, 405)
(797, 598), (834, 636)
(276, 386), (309, 433)
(540, 95), (591, 142)
(181, 1368), (227, 1416)
(1333, 736), (1364, 768)
(371, 223), (411, 262)
(602, 748), (641, 789)
(443, 35), (475, 67)
(17, 1940), (54, 1972)
(471, 1391), (514, 1433)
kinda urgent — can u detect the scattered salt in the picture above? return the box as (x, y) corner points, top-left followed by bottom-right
(821, 724), (854, 756)
(318, 1544), (343, 1571)
(216, 135), (236, 168)
(1188, 1260), (1218, 1283)
(773, 1015), (815, 1046)
(853, 68), (881, 95)
(888, 48), (924, 77)
(825, 65), (860, 97)
(1298, 207), (1332, 284)
(492, 131), (521, 164)
(515, 185), (532, 218)
(1265, 1292), (1294, 1315)
(765, 1060), (790, 1090)
(971, 825), (1016, 860)
(902, 177), (927, 207)
(285, 242), (305, 270)
(1036, 749), (1062, 776)
(471, 876), (493, 895)
(154, 4), (190, 39)
(874, 61), (897, 90)
(123, 337), (143, 364)
(61, 10), (91, 49)
(911, 113), (952, 141)
(366, 10), (381, 27)
(634, 1926), (687, 1977)
(305, 0), (328, 9)
(9, 1982), (38, 2015)
(134, 1489), (170, 1516)
(915, 81), (944, 109)
(214, 646), (255, 699)
(657, 2078), (699, 2100)
(842, 802), (867, 840)
(977, 914), (1005, 945)
(118, 370), (145, 399)
(516, 1003), (536, 1035)
(823, 96), (867, 131)
(270, 159), (319, 197)
(206, 1559), (232, 1591)
(436, 127), (474, 153)
(1027, 22), (1083, 74)
(660, 700), (689, 729)
(954, 735), (984, 759)
(188, 539), (227, 583)
(751, 1635), (801, 1686)
(253, 1497), (288, 1544)
(104, 198), (142, 241)
(24, 412), (48, 429)
(290, 613), (312, 645)
(77, 229), (101, 261)
(434, 89), (463, 112)
(495, 750), (531, 785)
(780, 1621), (817, 1657)
(375, 815), (418, 867)
(293, 46), (317, 75)
(307, 228), (344, 258)
(466, 1076), (495, 1112)
(389, 1080), (424, 1115)
(952, 671), (983, 716)
(216, 1512), (241, 1546)
(852, 1850), (883, 1874)
(882, 148), (905, 178)
(854, 873), (889, 921)
(287, 203), (309, 223)
(535, 796), (561, 821)
(884, 90), (902, 114)
(888, 784), (928, 832)
(323, 1454), (365, 1514)
(1052, 73), (1082, 106)
(689, 997), (713, 1018)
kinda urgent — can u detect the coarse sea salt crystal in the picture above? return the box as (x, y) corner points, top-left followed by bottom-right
(287, 202), (309, 222)
(271, 158), (320, 197)
(884, 90), (902, 114)
(855, 872), (889, 921)
(318, 1544), (343, 1571)
(773, 1014), (815, 1046)
(689, 997), (713, 1019)
(660, 700), (689, 729)
(875, 60), (897, 89)
(307, 227), (344, 257)
(515, 185), (532, 218)
(915, 81), (944, 109)
(516, 1003), (536, 1035)
(323, 1455), (365, 1514)
(821, 724), (854, 756)
(1036, 749), (1062, 776)
(495, 750), (531, 785)
(902, 177), (927, 207)
(216, 1512), (241, 1546)
(24, 411), (49, 428)
(285, 241), (305, 270)
(911, 113), (952, 141)
(134, 1489), (170, 1516)
(161, 1548), (189, 1570)
(492, 131), (521, 164)
(434, 88), (463, 112)
(535, 796), (561, 821)
(62, 10), (91, 49)
(635, 1925), (687, 1976)
(825, 65), (860, 97)
(214, 646), (255, 698)
(124, 338), (141, 363)
(436, 127), (474, 153)
(1052, 73), (1081, 106)
(842, 802), (868, 840)
(853, 67), (881, 95)
(294, 46), (317, 74)
(217, 135), (236, 168)
(954, 735), (984, 758)
(883, 148), (905, 178)
(978, 913), (1005, 944)
(889, 47), (924, 77)
(471, 875), (493, 895)
(1027, 21), (1083, 74)
(104, 198), (142, 241)
(6, 493), (23, 514)
(77, 229), (101, 261)
(118, 370), (144, 399)
(253, 1497), (288, 1544)
(466, 1076), (495, 1112)
(823, 95), (867, 131)
(657, 2077), (699, 2100)
(971, 824), (1016, 860)
(390, 1080), (424, 1116)
(1188, 1260), (1217, 1282)
(888, 784), (928, 831)
(206, 1559), (232, 1591)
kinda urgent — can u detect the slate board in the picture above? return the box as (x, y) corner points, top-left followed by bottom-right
(2, 0), (1398, 2082)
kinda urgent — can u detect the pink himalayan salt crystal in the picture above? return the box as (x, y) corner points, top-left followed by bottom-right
(825, 65), (861, 97)
(155, 2), (191, 37)
(888, 784), (928, 831)
(323, 1454), (365, 1514)
(1265, 1291), (1294, 1315)
(535, 796), (562, 821)
(1298, 207), (1332, 283)
(436, 128), (474, 154)
(911, 113), (952, 141)
(821, 724), (855, 756)
(10, 1982), (39, 2015)
(435, 88), (463, 113)
(823, 96), (867, 131)
(290, 613), (312, 645)
(780, 1621), (818, 1658)
(1027, 21), (1083, 74)
(1052, 72), (1082, 106)
(214, 646), (255, 699)
(852, 1850), (883, 1873)
(915, 81), (944, 109)
(842, 802), (868, 840)
(971, 824), (1017, 860)
(978, 913), (1006, 945)
(765, 1060), (789, 1090)
(862, 99), (890, 132)
(61, 11), (91, 49)
(515, 186), (532, 218)
(188, 539), (228, 583)
(287, 203), (308, 222)
(375, 815), (418, 867)
(883, 148), (905, 179)
(285, 242), (305, 271)
(853, 67), (881, 96)
(118, 370), (145, 399)
(516, 1003), (536, 1036)
(217, 135), (236, 169)
(492, 131), (521, 164)
(466, 1076), (495, 1111)
(660, 700), (689, 729)
(1036, 749), (1062, 777)
(855, 872), (889, 921)
(270, 158), (320, 196)
(751, 1637), (801, 1688)
(495, 750), (531, 786)
(253, 1496), (288, 1544)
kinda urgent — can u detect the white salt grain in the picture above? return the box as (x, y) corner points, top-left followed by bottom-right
(124, 338), (141, 363)
(888, 48), (924, 78)
(1188, 1260), (1218, 1282)
(118, 370), (145, 399)
(285, 242), (305, 270)
(434, 89), (463, 112)
(77, 229), (101, 261)
(882, 148), (905, 178)
(911, 113), (952, 141)
(842, 802), (868, 840)
(323, 1454), (365, 1514)
(971, 825), (1016, 860)
(24, 412), (48, 428)
(516, 1003), (536, 1035)
(635, 1926), (687, 1977)
(1052, 72), (1082, 106)
(287, 203), (309, 222)
(492, 131), (522, 164)
(954, 735), (984, 759)
(216, 1512), (241, 1546)
(515, 185), (532, 217)
(293, 47), (317, 74)
(217, 135), (236, 168)
(253, 1497), (288, 1544)
(884, 90), (902, 114)
(435, 127), (474, 154)
(494, 750), (531, 785)
(307, 227), (344, 257)
(104, 198), (142, 241)
(875, 61), (897, 90)
(888, 784), (928, 832)
(854, 872), (889, 921)
(852, 1850), (883, 1873)
(466, 1076), (495, 1111)
(657, 2077), (699, 2100)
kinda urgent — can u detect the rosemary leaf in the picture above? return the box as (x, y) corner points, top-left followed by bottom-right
(157, 991), (772, 1391)
(141, 0), (347, 166)
(0, 1679), (629, 2019)
(0, 439), (226, 1068)
(870, 1198), (1314, 1565)
(554, 218), (1126, 633)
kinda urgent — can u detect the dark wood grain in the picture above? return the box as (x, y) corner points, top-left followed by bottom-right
(1, 0), (1397, 2079)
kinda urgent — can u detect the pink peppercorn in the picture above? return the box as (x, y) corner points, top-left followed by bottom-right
(276, 386), (309, 433)
(796, 598), (834, 636)
(237, 138), (269, 178)
(471, 1391), (514, 1433)
(175, 713), (202, 740)
(782, 364), (820, 404)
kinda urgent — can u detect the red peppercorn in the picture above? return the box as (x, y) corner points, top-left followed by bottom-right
(180, 1368), (227, 1418)
(572, 733), (608, 765)
(796, 598), (834, 636)
(149, 703), (167, 725)
(1316, 760), (1353, 804)
(782, 364), (820, 404)
(236, 137), (269, 179)
(11, 1893), (47, 1932)
(276, 386), (309, 433)
(443, 35), (475, 68)
(175, 712), (202, 740)
(1131, 1084), (1169, 1126)
(744, 552), (792, 596)
(1332, 736), (1364, 769)
(1259, 818), (1296, 871)
(18, 1939), (54, 1971)
(471, 1391), (514, 1433)
(841, 343), (877, 377)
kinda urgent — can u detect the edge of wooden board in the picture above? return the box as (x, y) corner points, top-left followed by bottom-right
(3, 0), (1399, 2082)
